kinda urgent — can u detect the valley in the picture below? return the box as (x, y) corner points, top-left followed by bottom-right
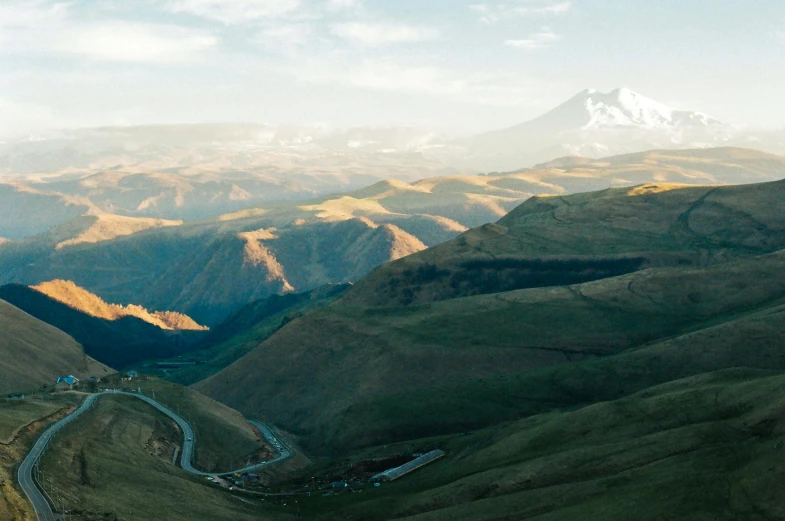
(2, 139), (785, 520)
(5, 157), (785, 519)
(4, 1), (783, 517)
(34, 395), (285, 521)
(0, 147), (781, 327)
(297, 369), (785, 520)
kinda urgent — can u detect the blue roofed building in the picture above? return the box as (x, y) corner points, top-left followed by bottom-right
(55, 375), (80, 391)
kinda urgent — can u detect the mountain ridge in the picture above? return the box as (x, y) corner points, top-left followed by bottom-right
(465, 88), (738, 169)
(192, 177), (785, 452)
(31, 280), (207, 331)
(0, 298), (112, 393)
(0, 284), (206, 368)
(0, 147), (782, 325)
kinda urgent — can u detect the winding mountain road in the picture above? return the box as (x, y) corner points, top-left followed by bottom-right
(17, 391), (291, 521)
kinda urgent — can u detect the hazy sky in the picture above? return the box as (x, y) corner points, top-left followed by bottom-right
(0, 0), (783, 139)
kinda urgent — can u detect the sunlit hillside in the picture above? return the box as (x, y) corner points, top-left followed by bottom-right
(0, 147), (781, 325)
(0, 299), (111, 393)
(32, 280), (207, 330)
(194, 177), (785, 453)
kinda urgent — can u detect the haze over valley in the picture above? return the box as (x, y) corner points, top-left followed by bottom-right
(2, 1), (785, 520)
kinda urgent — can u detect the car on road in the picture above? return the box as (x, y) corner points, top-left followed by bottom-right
(187, 437), (192, 441)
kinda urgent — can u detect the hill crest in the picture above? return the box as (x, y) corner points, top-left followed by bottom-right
(0, 299), (112, 393)
(51, 214), (183, 249)
(31, 280), (207, 331)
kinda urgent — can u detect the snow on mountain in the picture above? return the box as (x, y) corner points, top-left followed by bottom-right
(1, 89), (780, 178)
(462, 88), (736, 170)
(574, 88), (722, 130)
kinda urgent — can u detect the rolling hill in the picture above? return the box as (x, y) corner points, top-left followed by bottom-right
(0, 284), (207, 368)
(158, 284), (351, 386)
(193, 177), (785, 453)
(31, 279), (207, 331)
(344, 174), (785, 307)
(0, 123), (466, 239)
(34, 374), (286, 520)
(0, 148), (782, 325)
(0, 299), (111, 394)
(37, 396), (272, 521)
(306, 368), (785, 520)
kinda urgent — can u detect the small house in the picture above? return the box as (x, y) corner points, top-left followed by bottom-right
(55, 375), (79, 391)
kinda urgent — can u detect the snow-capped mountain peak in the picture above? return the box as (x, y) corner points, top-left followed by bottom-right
(563, 88), (722, 130)
(465, 87), (733, 170)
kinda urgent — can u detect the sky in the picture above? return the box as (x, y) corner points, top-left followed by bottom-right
(0, 0), (783, 139)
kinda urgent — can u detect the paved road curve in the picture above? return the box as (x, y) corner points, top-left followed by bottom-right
(249, 421), (292, 467)
(18, 391), (292, 521)
(17, 393), (101, 521)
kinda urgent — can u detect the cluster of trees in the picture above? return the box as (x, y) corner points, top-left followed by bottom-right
(386, 256), (647, 305)
(455, 256), (647, 295)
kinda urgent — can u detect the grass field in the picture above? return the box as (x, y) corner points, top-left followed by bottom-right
(0, 298), (112, 394)
(38, 395), (290, 521)
(0, 394), (80, 442)
(0, 393), (85, 521)
(343, 178), (785, 308)
(102, 375), (268, 472)
(317, 291), (785, 450)
(197, 249), (785, 451)
(162, 285), (349, 386)
(295, 369), (785, 520)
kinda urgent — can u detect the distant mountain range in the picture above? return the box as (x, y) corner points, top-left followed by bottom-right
(0, 147), (782, 326)
(0, 124), (465, 238)
(195, 174), (785, 454)
(1, 89), (781, 192)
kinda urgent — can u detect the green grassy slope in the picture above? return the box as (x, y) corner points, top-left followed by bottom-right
(320, 290), (785, 449)
(195, 249), (785, 450)
(38, 395), (288, 521)
(2, 148), (781, 325)
(306, 369), (785, 520)
(103, 376), (267, 472)
(163, 284), (350, 386)
(0, 395), (80, 442)
(0, 284), (206, 369)
(0, 299), (111, 394)
(343, 179), (785, 307)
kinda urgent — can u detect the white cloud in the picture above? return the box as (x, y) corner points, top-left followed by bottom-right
(0, 2), (218, 64)
(165, 0), (303, 24)
(325, 0), (362, 11)
(506, 28), (561, 50)
(291, 57), (554, 108)
(253, 23), (313, 50)
(330, 22), (439, 46)
(55, 23), (218, 63)
(470, 1), (571, 24)
(0, 1), (68, 28)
